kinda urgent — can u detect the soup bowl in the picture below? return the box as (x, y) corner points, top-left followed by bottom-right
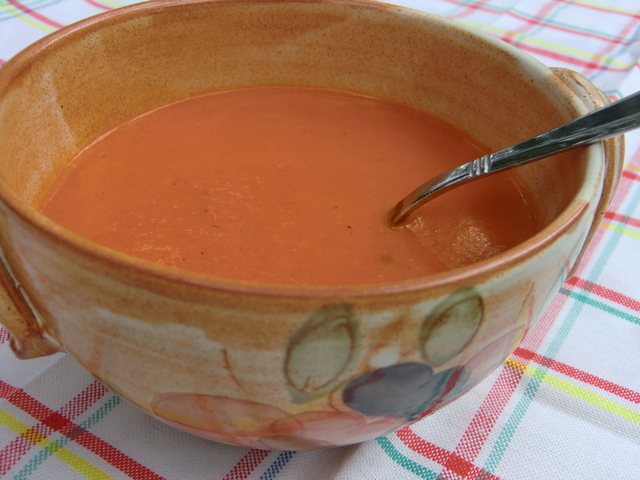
(0, 0), (623, 449)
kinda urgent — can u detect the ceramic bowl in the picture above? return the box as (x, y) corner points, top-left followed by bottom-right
(0, 0), (623, 449)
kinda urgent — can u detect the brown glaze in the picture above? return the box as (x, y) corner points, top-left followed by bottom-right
(548, 67), (625, 276)
(0, 0), (624, 449)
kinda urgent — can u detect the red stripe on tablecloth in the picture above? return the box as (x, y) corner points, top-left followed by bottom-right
(503, 8), (636, 45)
(513, 347), (640, 404)
(564, 1), (640, 18)
(444, 0), (490, 19)
(0, 382), (108, 476)
(440, 145), (640, 470)
(395, 428), (502, 480)
(443, 0), (640, 20)
(502, 0), (559, 42)
(0, 380), (165, 480)
(622, 169), (640, 182)
(566, 277), (640, 312)
(7, 0), (65, 29)
(60, 382), (108, 416)
(73, 430), (166, 480)
(0, 381), (19, 400)
(82, 0), (113, 10)
(0, 327), (7, 344)
(498, 40), (616, 71)
(444, 0), (640, 74)
(437, 298), (566, 466)
(604, 211), (640, 228)
(441, 362), (529, 476)
(582, 14), (640, 77)
(570, 146), (640, 282)
(222, 449), (270, 480)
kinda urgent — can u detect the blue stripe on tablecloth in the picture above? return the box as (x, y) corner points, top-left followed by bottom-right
(258, 451), (296, 480)
(376, 437), (439, 480)
(482, 168), (640, 473)
(0, 0), (64, 22)
(589, 16), (640, 84)
(13, 395), (123, 480)
(506, 1), (572, 49)
(559, 288), (640, 325)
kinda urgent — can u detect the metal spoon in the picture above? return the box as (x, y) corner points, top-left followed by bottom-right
(391, 90), (640, 225)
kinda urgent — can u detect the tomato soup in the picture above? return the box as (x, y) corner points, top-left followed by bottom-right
(40, 87), (541, 286)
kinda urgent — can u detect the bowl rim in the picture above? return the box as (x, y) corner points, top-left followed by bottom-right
(0, 0), (606, 299)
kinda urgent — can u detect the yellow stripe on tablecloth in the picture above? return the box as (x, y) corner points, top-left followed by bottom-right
(576, 0), (640, 16)
(97, 0), (125, 7)
(505, 358), (640, 424)
(453, 22), (633, 69)
(602, 222), (640, 239)
(0, 4), (56, 33)
(0, 408), (114, 480)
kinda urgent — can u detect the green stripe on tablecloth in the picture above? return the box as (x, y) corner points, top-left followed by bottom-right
(560, 288), (640, 325)
(13, 395), (123, 480)
(603, 221), (640, 239)
(376, 437), (439, 480)
(0, 0), (60, 22)
(505, 1), (573, 49)
(0, 1), (56, 32)
(506, 357), (640, 423)
(578, 0), (640, 15)
(482, 167), (640, 474)
(97, 0), (124, 7)
(0, 408), (111, 480)
(510, 5), (637, 42)
(473, 24), (635, 69)
(442, 0), (510, 16)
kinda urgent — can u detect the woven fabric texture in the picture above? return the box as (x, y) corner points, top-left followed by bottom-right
(1, 1), (639, 479)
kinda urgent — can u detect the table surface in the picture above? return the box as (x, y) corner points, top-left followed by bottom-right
(1, 1), (639, 479)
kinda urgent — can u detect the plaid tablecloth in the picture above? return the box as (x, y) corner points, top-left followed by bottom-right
(1, 0), (639, 479)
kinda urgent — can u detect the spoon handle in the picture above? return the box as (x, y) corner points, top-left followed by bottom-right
(392, 90), (640, 224)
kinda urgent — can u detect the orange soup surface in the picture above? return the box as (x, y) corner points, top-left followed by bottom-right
(40, 87), (541, 286)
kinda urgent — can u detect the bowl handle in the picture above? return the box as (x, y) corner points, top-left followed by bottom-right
(550, 68), (625, 278)
(0, 214), (61, 359)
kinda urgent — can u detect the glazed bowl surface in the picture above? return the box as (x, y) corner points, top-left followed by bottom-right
(0, 0), (623, 449)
